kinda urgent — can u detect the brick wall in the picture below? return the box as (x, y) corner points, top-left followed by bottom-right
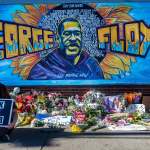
(8, 85), (150, 96)
(8, 85), (150, 111)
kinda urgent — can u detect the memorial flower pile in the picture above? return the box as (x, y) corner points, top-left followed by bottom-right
(11, 88), (150, 132)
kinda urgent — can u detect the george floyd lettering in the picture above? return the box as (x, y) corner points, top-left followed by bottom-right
(0, 20), (150, 60)
(0, 21), (55, 59)
(97, 21), (150, 57)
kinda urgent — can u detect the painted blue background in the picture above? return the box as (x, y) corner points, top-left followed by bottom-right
(0, 3), (150, 86)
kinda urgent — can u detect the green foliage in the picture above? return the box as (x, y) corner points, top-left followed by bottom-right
(35, 120), (45, 127)
(141, 113), (150, 119)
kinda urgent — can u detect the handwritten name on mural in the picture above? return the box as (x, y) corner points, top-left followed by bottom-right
(97, 21), (150, 57)
(0, 21), (55, 59)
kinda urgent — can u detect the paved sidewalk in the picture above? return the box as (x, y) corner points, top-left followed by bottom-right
(0, 128), (51, 150)
(1, 128), (150, 150)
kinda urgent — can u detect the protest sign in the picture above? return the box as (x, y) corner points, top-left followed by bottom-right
(0, 99), (14, 127)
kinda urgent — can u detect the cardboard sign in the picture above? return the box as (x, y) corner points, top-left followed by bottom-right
(125, 104), (145, 114)
(0, 99), (14, 127)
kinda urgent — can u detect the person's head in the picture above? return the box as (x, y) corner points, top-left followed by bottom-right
(57, 18), (82, 59)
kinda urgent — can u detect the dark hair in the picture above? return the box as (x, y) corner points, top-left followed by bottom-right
(58, 18), (81, 35)
(0, 83), (10, 99)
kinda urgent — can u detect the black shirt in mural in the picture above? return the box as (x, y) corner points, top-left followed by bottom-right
(28, 50), (104, 80)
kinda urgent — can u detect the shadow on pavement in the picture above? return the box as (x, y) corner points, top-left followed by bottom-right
(1, 128), (150, 148)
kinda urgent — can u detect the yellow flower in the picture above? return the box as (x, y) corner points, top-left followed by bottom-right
(70, 124), (82, 133)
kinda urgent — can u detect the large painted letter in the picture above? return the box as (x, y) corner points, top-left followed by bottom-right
(97, 27), (110, 50)
(18, 25), (33, 55)
(110, 25), (124, 53)
(0, 22), (4, 60)
(140, 22), (150, 56)
(4, 23), (19, 58)
(32, 28), (44, 51)
(44, 30), (54, 49)
(125, 22), (140, 55)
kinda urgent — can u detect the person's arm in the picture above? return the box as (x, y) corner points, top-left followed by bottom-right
(7, 106), (18, 129)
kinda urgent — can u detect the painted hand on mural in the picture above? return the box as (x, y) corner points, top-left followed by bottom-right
(10, 4), (136, 80)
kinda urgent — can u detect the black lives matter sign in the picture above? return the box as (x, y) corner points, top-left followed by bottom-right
(0, 99), (14, 127)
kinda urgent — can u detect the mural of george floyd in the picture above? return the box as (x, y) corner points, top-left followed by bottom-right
(0, 1), (150, 86)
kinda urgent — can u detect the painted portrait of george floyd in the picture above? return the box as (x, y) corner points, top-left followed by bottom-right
(28, 18), (104, 80)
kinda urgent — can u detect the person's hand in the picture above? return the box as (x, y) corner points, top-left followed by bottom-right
(6, 123), (16, 129)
